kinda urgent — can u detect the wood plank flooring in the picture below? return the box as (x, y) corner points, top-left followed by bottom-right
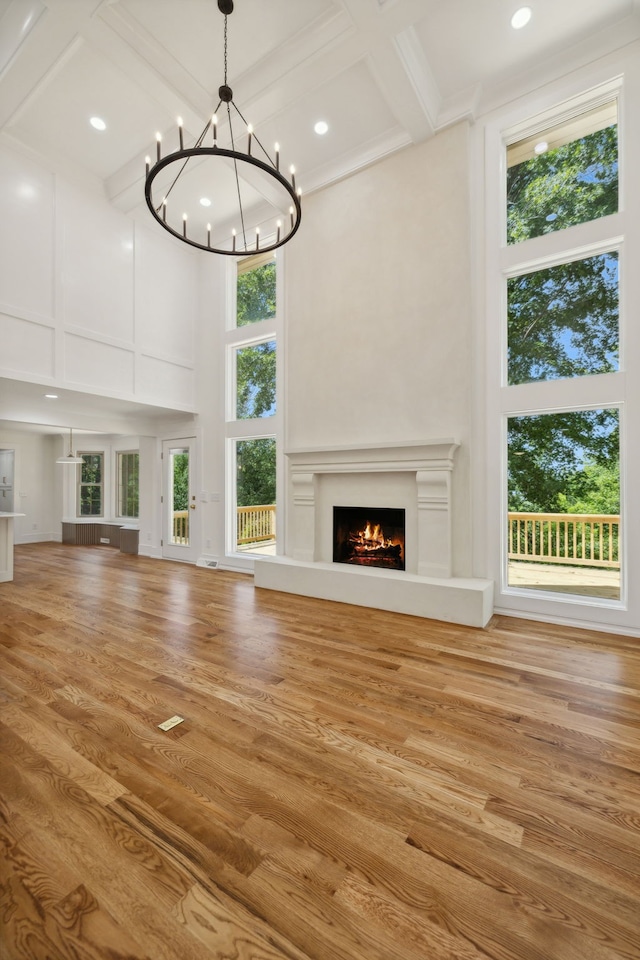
(1, 542), (639, 960)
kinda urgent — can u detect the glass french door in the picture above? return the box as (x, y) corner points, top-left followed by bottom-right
(162, 439), (198, 562)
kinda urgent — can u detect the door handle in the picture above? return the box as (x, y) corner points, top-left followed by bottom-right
(190, 504), (196, 509)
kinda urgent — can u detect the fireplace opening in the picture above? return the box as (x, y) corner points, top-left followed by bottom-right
(333, 506), (405, 570)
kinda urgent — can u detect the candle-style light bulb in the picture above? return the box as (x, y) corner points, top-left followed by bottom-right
(232, 228), (237, 252)
(156, 133), (162, 162)
(255, 226), (260, 251)
(276, 219), (282, 243)
(212, 114), (218, 144)
(145, 155), (151, 176)
(162, 198), (167, 222)
(290, 165), (296, 191)
(207, 223), (211, 247)
(274, 142), (280, 171)
(289, 205), (294, 228)
(182, 213), (188, 237)
(177, 116), (184, 150)
(247, 123), (253, 154)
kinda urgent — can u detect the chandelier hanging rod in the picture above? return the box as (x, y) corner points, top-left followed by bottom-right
(143, 0), (302, 256)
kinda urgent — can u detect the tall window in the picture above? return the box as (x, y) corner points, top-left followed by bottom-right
(116, 451), (139, 518)
(482, 76), (632, 623)
(78, 453), (103, 517)
(502, 96), (621, 602)
(227, 252), (280, 557)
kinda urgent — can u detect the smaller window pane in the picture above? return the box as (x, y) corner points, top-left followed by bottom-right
(117, 452), (139, 518)
(507, 409), (620, 600)
(81, 454), (102, 484)
(236, 255), (276, 327)
(236, 340), (276, 419)
(507, 102), (618, 244)
(508, 252), (618, 385)
(78, 453), (103, 517)
(235, 438), (276, 554)
(169, 448), (190, 546)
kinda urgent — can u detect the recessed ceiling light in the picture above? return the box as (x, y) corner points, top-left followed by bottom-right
(534, 140), (548, 154)
(199, 197), (212, 207)
(511, 6), (532, 29)
(44, 394), (58, 399)
(314, 120), (329, 136)
(89, 116), (106, 131)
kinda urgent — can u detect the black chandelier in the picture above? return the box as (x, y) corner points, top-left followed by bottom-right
(144, 0), (302, 256)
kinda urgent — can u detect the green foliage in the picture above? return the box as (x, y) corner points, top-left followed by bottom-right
(79, 454), (103, 516)
(557, 460), (620, 515)
(508, 253), (618, 385)
(236, 341), (276, 419)
(119, 452), (139, 518)
(237, 261), (276, 326)
(172, 452), (189, 511)
(236, 438), (276, 507)
(508, 410), (619, 513)
(234, 259), (277, 511)
(507, 125), (618, 244)
(505, 119), (620, 515)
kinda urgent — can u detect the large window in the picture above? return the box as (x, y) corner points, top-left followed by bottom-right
(501, 96), (621, 602)
(77, 453), (103, 517)
(482, 72), (637, 626)
(116, 451), (139, 518)
(227, 252), (280, 557)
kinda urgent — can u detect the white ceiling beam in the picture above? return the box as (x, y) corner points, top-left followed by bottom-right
(0, 1), (96, 129)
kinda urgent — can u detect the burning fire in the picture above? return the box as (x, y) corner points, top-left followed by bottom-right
(351, 521), (396, 552)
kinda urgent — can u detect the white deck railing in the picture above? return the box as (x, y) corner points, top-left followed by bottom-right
(508, 512), (620, 568)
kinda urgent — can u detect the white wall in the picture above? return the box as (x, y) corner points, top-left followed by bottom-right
(284, 122), (474, 575)
(0, 427), (57, 542)
(0, 142), (198, 412)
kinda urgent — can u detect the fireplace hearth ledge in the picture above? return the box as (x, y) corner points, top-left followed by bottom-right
(254, 557), (494, 628)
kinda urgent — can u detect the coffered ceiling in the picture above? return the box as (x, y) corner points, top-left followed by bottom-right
(2, 0), (638, 209)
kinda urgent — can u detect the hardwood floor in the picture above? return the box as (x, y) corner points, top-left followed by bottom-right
(1, 543), (639, 960)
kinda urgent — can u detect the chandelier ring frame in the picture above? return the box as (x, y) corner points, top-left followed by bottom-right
(144, 146), (302, 256)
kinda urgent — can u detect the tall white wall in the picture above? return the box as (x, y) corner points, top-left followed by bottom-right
(283, 122), (474, 575)
(0, 142), (198, 412)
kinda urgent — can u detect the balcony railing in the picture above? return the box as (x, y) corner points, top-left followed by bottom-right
(508, 512), (620, 569)
(172, 510), (189, 544)
(171, 505), (276, 549)
(237, 504), (276, 545)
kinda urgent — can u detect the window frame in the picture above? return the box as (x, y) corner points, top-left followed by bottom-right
(115, 449), (139, 520)
(225, 250), (284, 562)
(77, 451), (104, 518)
(478, 63), (640, 632)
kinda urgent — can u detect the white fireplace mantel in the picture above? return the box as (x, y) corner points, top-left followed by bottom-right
(285, 439), (459, 476)
(286, 439), (458, 579)
(254, 439), (494, 628)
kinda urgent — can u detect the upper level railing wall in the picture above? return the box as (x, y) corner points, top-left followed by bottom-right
(508, 512), (620, 569)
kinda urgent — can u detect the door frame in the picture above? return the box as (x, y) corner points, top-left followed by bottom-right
(162, 438), (199, 563)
